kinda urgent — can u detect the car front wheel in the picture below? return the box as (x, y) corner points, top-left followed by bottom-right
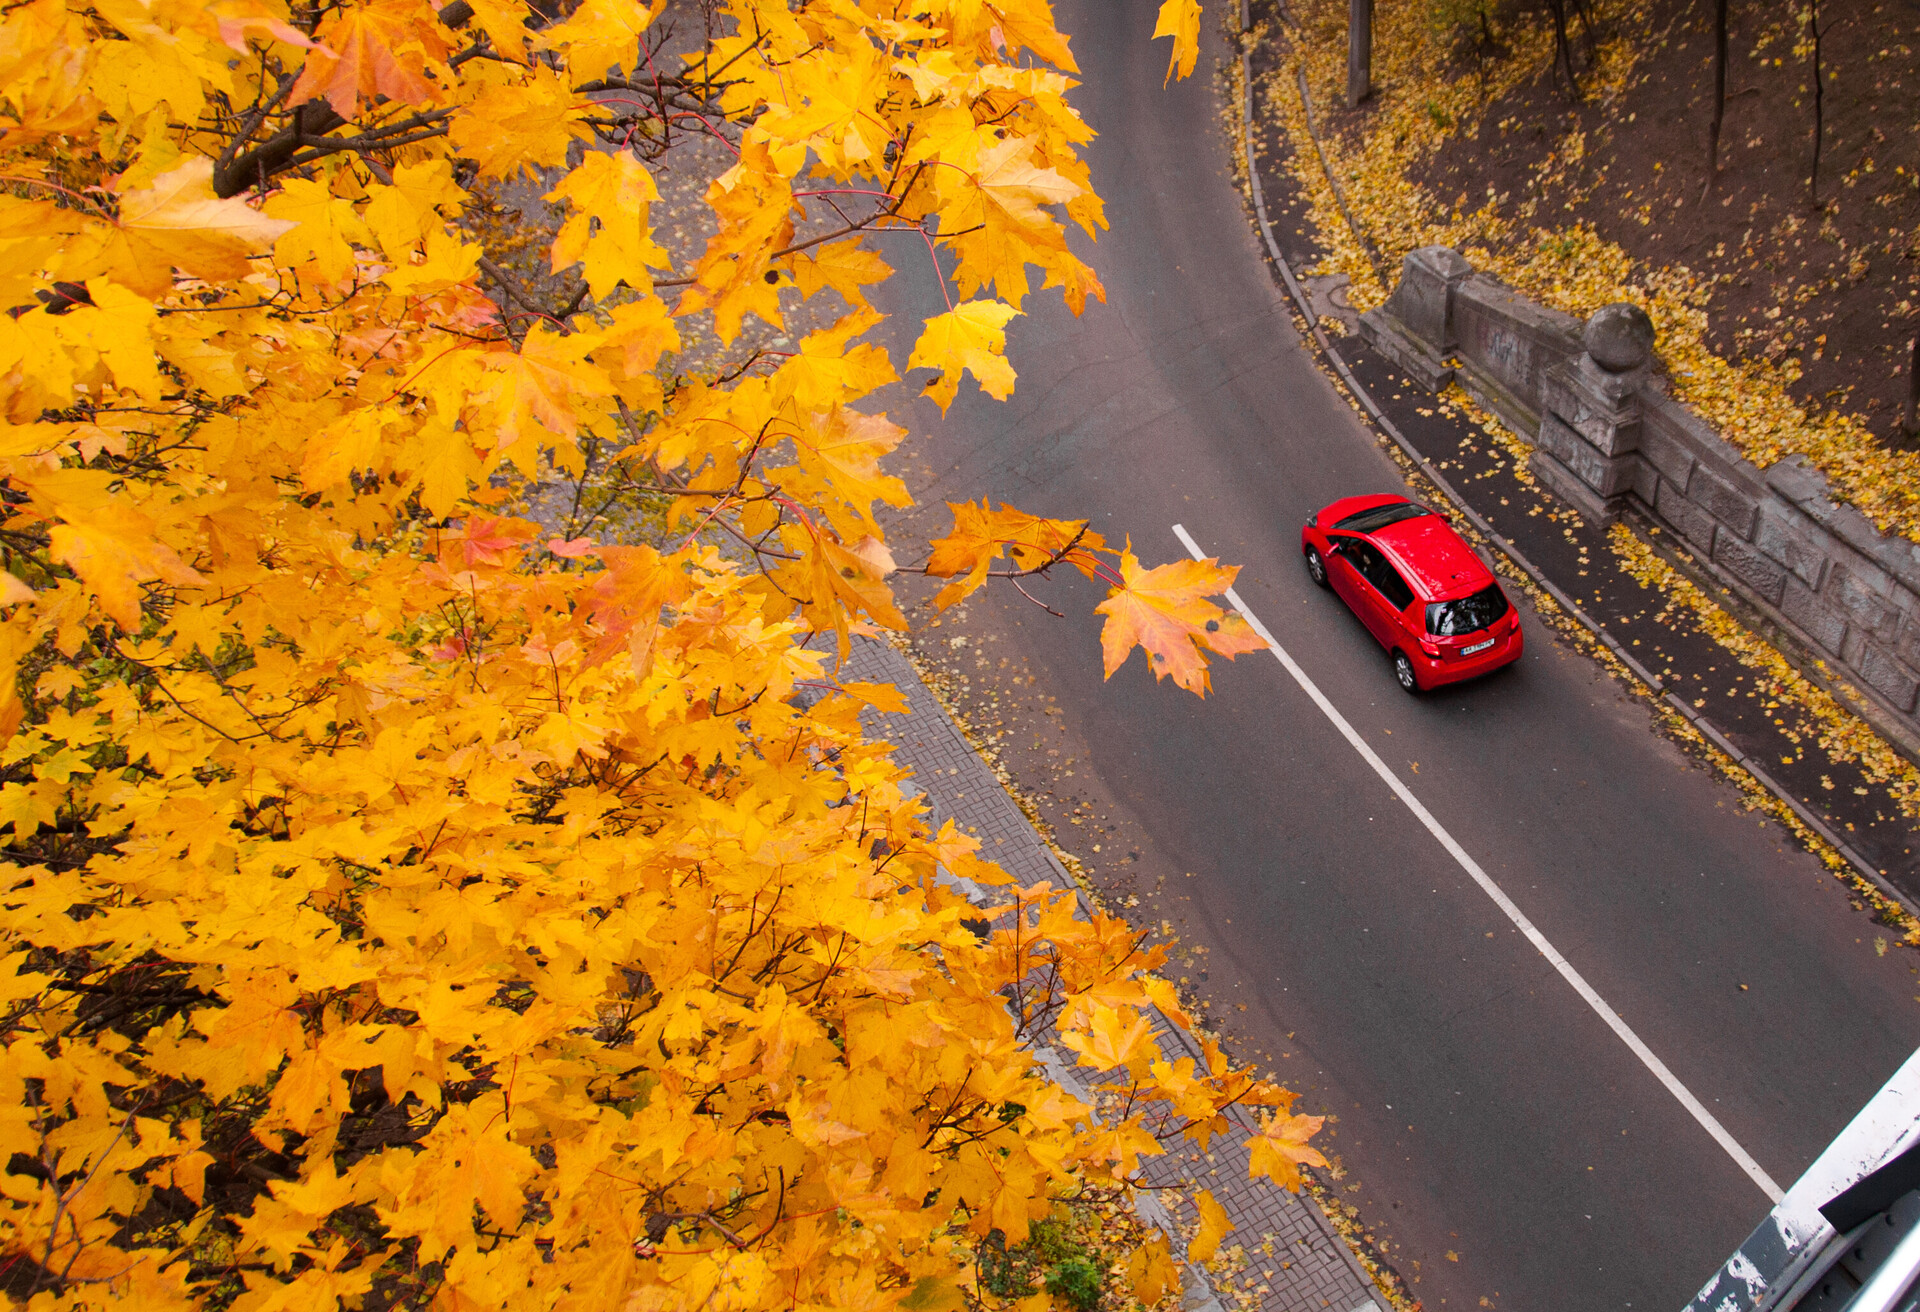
(1305, 546), (1329, 588)
(1393, 650), (1420, 694)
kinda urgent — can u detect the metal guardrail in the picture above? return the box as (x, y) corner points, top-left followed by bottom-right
(1837, 1221), (1920, 1312)
(1686, 1049), (1920, 1312)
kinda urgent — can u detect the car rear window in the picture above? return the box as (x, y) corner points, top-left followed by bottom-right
(1426, 584), (1510, 637)
(1335, 501), (1433, 533)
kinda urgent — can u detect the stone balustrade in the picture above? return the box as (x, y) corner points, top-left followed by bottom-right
(1360, 245), (1920, 749)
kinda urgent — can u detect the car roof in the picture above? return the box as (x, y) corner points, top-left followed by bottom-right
(1371, 513), (1494, 601)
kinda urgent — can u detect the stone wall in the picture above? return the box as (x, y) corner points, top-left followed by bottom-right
(1360, 246), (1920, 749)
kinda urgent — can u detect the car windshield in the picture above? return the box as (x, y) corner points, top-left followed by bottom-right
(1335, 501), (1434, 533)
(1426, 585), (1509, 637)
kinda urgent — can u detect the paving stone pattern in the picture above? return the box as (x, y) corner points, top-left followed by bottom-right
(838, 637), (1383, 1312)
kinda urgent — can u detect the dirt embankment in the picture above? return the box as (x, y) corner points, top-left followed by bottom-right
(1414, 0), (1918, 430)
(1264, 0), (1920, 536)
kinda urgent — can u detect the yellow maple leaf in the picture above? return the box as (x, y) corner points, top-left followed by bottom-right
(786, 529), (907, 657)
(1126, 1233), (1178, 1306)
(596, 297), (681, 380)
(363, 158), (467, 261)
(1152, 0), (1203, 83)
(400, 419), (483, 519)
(1060, 1002), (1156, 1074)
(379, 227), (481, 296)
(973, 136), (1081, 234)
(674, 140), (795, 342)
(543, 0), (664, 81)
(0, 779), (59, 837)
(448, 65), (593, 180)
(908, 299), (1020, 411)
(48, 509), (203, 630)
(787, 403), (910, 532)
(788, 237), (892, 306)
(266, 176), (373, 287)
(545, 149), (669, 299)
(107, 158), (295, 295)
(300, 407), (388, 492)
(771, 307), (899, 415)
(54, 281), (166, 399)
(995, 3), (1081, 72)
(480, 325), (614, 457)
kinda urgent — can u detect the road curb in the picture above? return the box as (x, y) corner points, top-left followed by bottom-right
(1229, 11), (1917, 924)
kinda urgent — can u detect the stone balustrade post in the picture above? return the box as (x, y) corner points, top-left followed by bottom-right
(1528, 303), (1656, 525)
(1357, 246), (1473, 390)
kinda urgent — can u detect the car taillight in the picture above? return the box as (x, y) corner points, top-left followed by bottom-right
(1419, 639), (1441, 658)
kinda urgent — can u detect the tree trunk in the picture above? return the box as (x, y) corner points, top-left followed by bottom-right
(1702, 0), (1728, 200)
(1547, 0), (1579, 100)
(1808, 0), (1824, 207)
(1570, 0), (1600, 60)
(1346, 0), (1372, 108)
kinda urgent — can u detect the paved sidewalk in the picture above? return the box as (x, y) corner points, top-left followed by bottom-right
(839, 636), (1384, 1312)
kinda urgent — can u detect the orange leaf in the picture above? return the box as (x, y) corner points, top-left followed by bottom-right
(481, 325), (615, 456)
(1188, 1187), (1231, 1263)
(1093, 543), (1264, 695)
(1248, 1111), (1327, 1191)
(441, 514), (537, 570)
(48, 511), (203, 630)
(1060, 1002), (1156, 1075)
(924, 500), (1104, 609)
(1126, 1233), (1178, 1306)
(787, 530), (906, 656)
(290, 0), (441, 116)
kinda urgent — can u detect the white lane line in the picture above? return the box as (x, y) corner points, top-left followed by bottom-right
(1171, 523), (1784, 1202)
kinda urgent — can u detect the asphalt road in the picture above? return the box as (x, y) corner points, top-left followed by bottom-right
(874, 5), (1920, 1310)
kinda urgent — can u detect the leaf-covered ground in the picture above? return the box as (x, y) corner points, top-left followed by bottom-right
(1258, 0), (1920, 539)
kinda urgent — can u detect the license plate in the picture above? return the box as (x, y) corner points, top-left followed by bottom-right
(1462, 637), (1497, 655)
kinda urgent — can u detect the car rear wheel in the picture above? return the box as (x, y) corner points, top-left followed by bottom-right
(1305, 546), (1329, 588)
(1393, 650), (1420, 694)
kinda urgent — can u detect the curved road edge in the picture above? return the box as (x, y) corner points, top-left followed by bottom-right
(1223, 1), (1917, 923)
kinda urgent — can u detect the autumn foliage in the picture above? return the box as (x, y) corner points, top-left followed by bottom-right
(0, 0), (1316, 1307)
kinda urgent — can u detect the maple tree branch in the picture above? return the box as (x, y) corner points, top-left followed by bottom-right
(214, 69), (302, 178)
(1009, 577), (1063, 618)
(213, 99), (347, 197)
(108, 641), (286, 746)
(700, 512), (802, 562)
(281, 121), (453, 173)
(213, 97), (454, 198)
(919, 1067), (976, 1150)
(33, 1094), (145, 1295)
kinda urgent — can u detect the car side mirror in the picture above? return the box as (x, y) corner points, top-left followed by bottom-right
(1324, 540), (1343, 556)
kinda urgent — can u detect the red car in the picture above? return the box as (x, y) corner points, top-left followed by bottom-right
(1300, 494), (1523, 693)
